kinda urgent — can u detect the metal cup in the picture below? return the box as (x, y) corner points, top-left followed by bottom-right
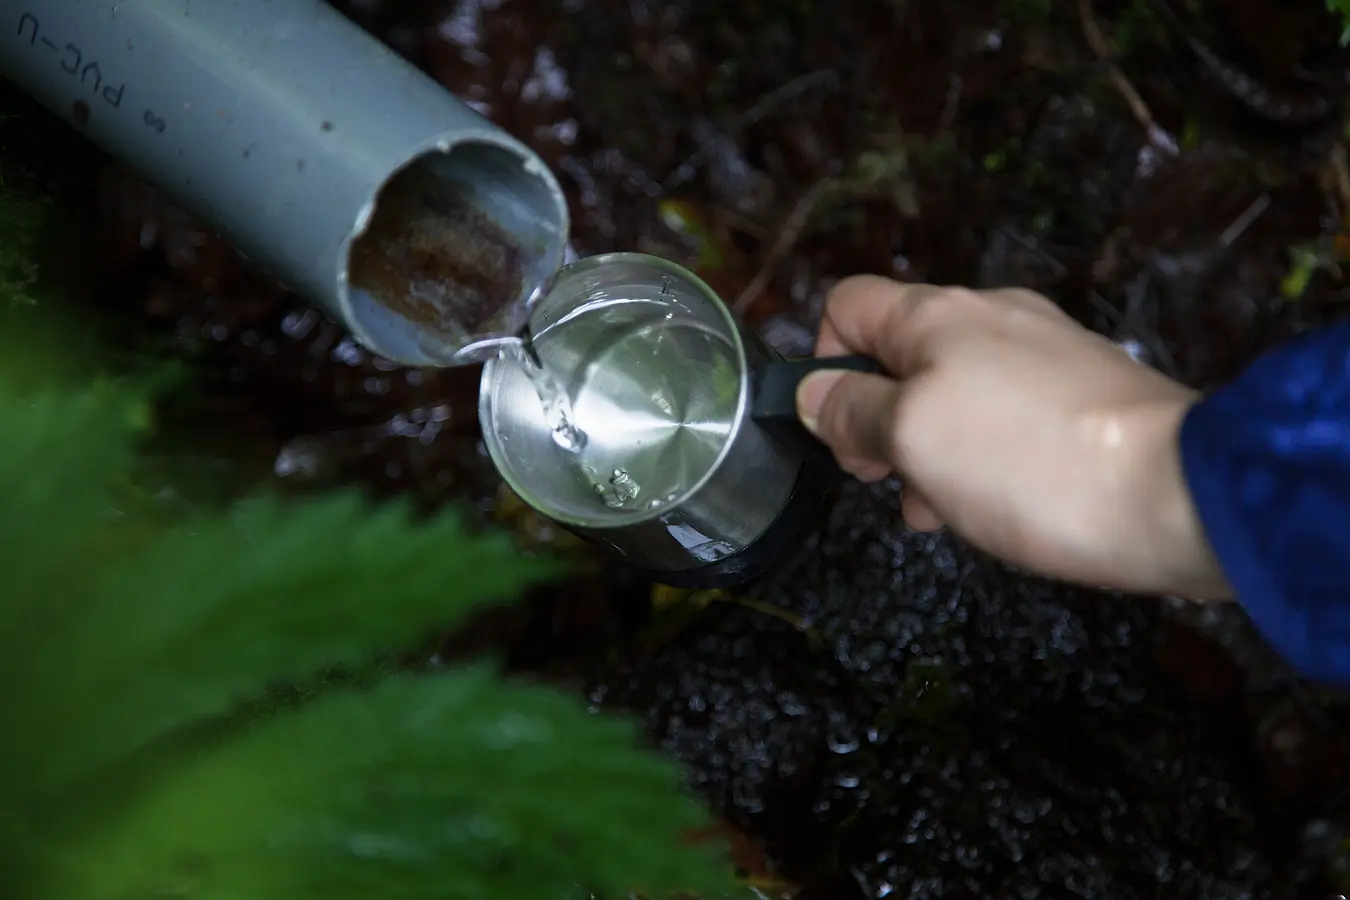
(478, 252), (877, 587)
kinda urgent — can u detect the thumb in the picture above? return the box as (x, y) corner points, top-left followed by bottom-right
(796, 369), (904, 464)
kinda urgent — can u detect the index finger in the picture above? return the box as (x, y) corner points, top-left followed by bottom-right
(814, 276), (951, 374)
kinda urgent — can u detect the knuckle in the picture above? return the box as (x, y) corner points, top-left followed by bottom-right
(900, 286), (980, 337)
(826, 273), (896, 310)
(999, 286), (1046, 305)
(901, 287), (954, 331)
(999, 286), (1064, 317)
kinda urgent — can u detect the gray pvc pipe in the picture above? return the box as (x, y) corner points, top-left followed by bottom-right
(0, 0), (570, 366)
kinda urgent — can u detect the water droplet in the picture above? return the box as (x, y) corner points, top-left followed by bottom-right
(281, 308), (319, 339)
(332, 337), (366, 366)
(274, 444), (319, 478)
(827, 734), (861, 754)
(599, 468), (640, 508)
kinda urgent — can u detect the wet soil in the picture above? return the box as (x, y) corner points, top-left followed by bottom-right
(14, 0), (1350, 896)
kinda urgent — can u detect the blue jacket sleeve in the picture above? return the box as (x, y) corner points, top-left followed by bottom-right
(1179, 318), (1350, 687)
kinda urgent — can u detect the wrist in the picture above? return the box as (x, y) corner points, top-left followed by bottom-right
(1132, 392), (1233, 600)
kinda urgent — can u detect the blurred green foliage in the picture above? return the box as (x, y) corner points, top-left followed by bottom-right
(1331, 0), (1350, 45)
(0, 95), (734, 900)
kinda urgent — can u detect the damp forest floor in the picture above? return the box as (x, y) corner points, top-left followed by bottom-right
(8, 0), (1350, 897)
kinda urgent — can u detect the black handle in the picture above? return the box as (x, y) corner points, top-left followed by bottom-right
(749, 354), (884, 472)
(750, 354), (884, 423)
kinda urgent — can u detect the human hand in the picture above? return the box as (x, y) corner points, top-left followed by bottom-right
(795, 275), (1231, 600)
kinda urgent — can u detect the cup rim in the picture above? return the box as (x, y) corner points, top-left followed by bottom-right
(477, 251), (751, 530)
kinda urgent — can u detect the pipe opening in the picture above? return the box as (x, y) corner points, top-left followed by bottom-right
(344, 140), (567, 366)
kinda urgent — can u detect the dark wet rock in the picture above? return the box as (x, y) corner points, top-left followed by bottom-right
(591, 481), (1304, 898)
(590, 609), (863, 836)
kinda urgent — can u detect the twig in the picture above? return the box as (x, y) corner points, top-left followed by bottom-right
(937, 74), (964, 134)
(740, 68), (840, 130)
(1217, 192), (1271, 247)
(1077, 0), (1177, 156)
(994, 226), (1068, 277)
(714, 595), (820, 640)
(709, 204), (769, 240)
(732, 177), (835, 315)
(1093, 275), (1178, 377)
(1328, 143), (1350, 224)
(665, 69), (839, 191)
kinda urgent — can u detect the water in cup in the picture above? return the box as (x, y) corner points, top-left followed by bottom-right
(492, 288), (741, 516)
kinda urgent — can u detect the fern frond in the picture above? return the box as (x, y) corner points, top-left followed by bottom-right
(0, 380), (148, 639)
(0, 287), (733, 900)
(47, 669), (735, 900)
(0, 374), (562, 792)
(14, 487), (560, 792)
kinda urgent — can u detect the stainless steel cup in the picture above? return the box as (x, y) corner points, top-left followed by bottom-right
(478, 252), (878, 587)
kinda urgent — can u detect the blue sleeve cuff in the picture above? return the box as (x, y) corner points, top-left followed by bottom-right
(1178, 321), (1350, 688)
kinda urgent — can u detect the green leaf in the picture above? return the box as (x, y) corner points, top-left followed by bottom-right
(1330, 0), (1350, 45)
(0, 380), (146, 631)
(0, 373), (562, 790)
(47, 670), (734, 900)
(6, 482), (562, 794)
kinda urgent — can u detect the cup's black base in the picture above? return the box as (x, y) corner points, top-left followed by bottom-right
(649, 453), (839, 591)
